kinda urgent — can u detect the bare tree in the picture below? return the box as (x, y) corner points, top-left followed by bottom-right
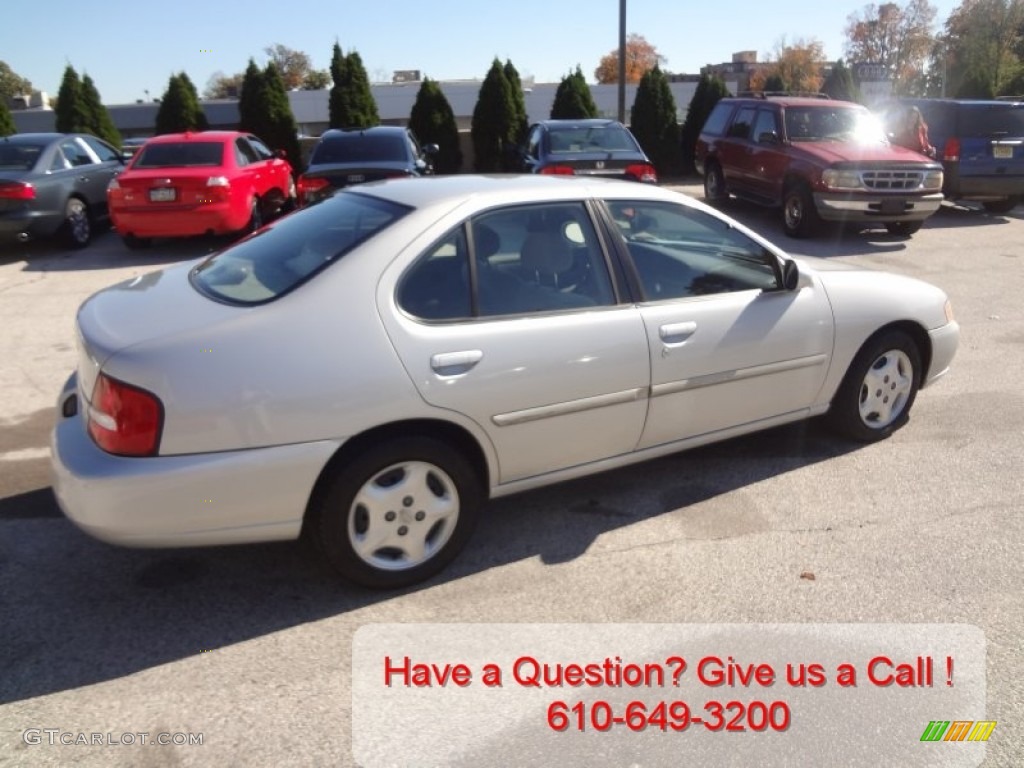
(263, 44), (313, 91)
(203, 71), (244, 99)
(844, 1), (937, 93)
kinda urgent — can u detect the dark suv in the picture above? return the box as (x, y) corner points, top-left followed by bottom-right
(879, 99), (1024, 213)
(696, 95), (944, 237)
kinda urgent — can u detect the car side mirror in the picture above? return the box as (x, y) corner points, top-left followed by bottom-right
(423, 143), (439, 156)
(758, 131), (780, 145)
(275, 149), (288, 160)
(782, 259), (800, 291)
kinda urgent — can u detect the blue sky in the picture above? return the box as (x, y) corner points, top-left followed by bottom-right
(3, 0), (961, 105)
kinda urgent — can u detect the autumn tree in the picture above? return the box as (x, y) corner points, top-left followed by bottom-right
(750, 38), (827, 93)
(630, 66), (681, 176)
(409, 77), (462, 174)
(302, 69), (331, 90)
(55, 66), (90, 134)
(822, 59), (863, 102)
(204, 71), (244, 99)
(679, 73), (730, 174)
(263, 44), (314, 91)
(844, 1), (937, 94)
(471, 58), (519, 172)
(594, 34), (666, 84)
(939, 0), (1024, 98)
(81, 74), (121, 147)
(0, 61), (32, 102)
(551, 66), (599, 119)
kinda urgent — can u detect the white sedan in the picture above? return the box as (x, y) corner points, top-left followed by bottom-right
(51, 175), (959, 588)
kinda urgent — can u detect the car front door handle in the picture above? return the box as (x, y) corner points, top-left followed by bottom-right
(430, 350), (483, 375)
(659, 321), (697, 345)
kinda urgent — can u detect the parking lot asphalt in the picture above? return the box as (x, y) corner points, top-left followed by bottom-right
(0, 184), (1022, 766)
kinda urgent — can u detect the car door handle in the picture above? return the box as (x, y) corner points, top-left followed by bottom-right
(659, 321), (697, 345)
(430, 350), (483, 375)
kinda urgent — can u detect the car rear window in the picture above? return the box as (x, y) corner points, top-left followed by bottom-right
(547, 125), (638, 153)
(133, 142), (224, 168)
(0, 142), (44, 170)
(311, 133), (406, 164)
(189, 192), (410, 304)
(958, 104), (1024, 137)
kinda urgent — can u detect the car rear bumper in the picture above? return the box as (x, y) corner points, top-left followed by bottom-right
(51, 374), (341, 547)
(110, 202), (247, 238)
(944, 173), (1024, 200)
(813, 192), (943, 222)
(924, 321), (960, 388)
(0, 209), (62, 240)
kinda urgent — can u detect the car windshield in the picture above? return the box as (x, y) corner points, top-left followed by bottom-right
(133, 142), (224, 168)
(0, 142), (44, 170)
(190, 192), (410, 304)
(785, 107), (887, 144)
(548, 126), (638, 153)
(311, 133), (406, 164)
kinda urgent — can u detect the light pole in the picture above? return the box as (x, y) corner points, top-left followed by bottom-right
(617, 0), (626, 123)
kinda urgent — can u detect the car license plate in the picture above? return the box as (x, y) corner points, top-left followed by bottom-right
(993, 145), (1014, 159)
(149, 188), (176, 202)
(347, 174), (365, 183)
(880, 199), (906, 215)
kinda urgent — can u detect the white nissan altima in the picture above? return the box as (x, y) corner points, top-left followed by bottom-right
(51, 175), (959, 588)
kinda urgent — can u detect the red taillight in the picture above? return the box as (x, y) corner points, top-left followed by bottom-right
(540, 165), (576, 175)
(943, 138), (960, 162)
(87, 373), (162, 456)
(297, 175), (330, 205)
(626, 163), (658, 183)
(0, 181), (35, 200)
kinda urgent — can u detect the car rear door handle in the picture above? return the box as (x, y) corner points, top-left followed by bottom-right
(430, 350), (483, 375)
(659, 321), (697, 345)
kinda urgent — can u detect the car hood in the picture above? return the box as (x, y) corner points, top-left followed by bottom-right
(790, 141), (940, 167)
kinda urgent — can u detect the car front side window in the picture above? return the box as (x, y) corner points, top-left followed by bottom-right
(60, 138), (96, 167)
(606, 200), (781, 300)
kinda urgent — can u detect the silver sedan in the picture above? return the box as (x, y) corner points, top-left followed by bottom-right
(51, 175), (960, 588)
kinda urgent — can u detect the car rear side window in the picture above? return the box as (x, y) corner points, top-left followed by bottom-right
(727, 107), (757, 139)
(190, 192), (410, 305)
(134, 142), (224, 168)
(701, 103), (733, 136)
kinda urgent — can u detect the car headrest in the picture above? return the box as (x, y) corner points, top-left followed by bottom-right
(521, 231), (573, 276)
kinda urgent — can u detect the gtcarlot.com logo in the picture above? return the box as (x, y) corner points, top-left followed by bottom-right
(22, 729), (203, 747)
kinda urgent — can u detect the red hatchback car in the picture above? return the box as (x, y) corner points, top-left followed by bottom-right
(107, 131), (295, 247)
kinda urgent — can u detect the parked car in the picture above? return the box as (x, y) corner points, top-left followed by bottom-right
(696, 95), (945, 237)
(878, 98), (1024, 213)
(518, 119), (657, 182)
(119, 137), (149, 160)
(52, 175), (959, 588)
(0, 132), (123, 248)
(296, 126), (436, 205)
(107, 131), (295, 248)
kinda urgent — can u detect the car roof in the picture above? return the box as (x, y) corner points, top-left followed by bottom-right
(725, 96), (860, 108)
(537, 119), (624, 128)
(319, 126), (407, 138)
(143, 131), (248, 143)
(349, 173), (679, 211)
(1, 132), (77, 144)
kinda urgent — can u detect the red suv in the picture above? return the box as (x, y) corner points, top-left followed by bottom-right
(695, 95), (944, 237)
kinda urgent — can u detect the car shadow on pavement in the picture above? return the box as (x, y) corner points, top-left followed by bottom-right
(0, 419), (859, 705)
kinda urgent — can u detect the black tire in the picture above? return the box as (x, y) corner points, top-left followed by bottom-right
(281, 179), (298, 214)
(885, 220), (924, 236)
(782, 183), (821, 238)
(122, 234), (153, 250)
(311, 437), (483, 589)
(826, 330), (922, 442)
(62, 198), (91, 249)
(240, 197), (262, 237)
(982, 197), (1018, 214)
(703, 162), (728, 204)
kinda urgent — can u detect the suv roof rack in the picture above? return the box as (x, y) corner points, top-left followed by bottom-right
(737, 91), (831, 100)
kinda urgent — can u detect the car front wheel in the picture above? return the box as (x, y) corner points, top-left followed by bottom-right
(782, 183), (821, 238)
(311, 437), (483, 588)
(982, 197), (1018, 214)
(704, 162), (727, 204)
(63, 198), (91, 248)
(826, 330), (922, 442)
(885, 220), (923, 236)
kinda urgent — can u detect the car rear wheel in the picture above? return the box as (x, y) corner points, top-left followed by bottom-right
(242, 197), (262, 236)
(885, 220), (923, 236)
(782, 183), (821, 238)
(63, 198), (91, 248)
(982, 197), (1018, 214)
(704, 162), (727, 204)
(311, 437), (483, 588)
(826, 330), (921, 442)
